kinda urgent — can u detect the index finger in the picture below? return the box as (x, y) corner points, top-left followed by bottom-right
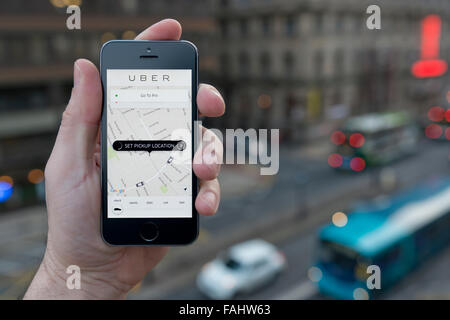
(135, 19), (182, 41)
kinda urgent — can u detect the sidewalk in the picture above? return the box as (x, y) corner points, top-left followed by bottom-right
(220, 137), (332, 198)
(0, 206), (47, 299)
(219, 164), (275, 198)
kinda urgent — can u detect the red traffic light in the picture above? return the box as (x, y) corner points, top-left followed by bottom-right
(411, 15), (447, 78)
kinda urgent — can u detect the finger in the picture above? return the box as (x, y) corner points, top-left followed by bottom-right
(193, 127), (223, 181)
(197, 84), (225, 117)
(135, 19), (182, 40)
(195, 179), (220, 216)
(51, 59), (101, 168)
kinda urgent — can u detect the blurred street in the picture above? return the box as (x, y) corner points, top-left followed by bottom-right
(134, 139), (450, 300)
(1, 0), (450, 301)
(1, 138), (447, 300)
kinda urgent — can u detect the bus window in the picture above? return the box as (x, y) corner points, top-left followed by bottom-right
(319, 241), (361, 282)
(372, 246), (401, 270)
(415, 211), (450, 259)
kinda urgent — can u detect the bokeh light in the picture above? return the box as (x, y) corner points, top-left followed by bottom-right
(50, 0), (65, 7)
(101, 32), (116, 44)
(330, 131), (345, 145)
(257, 94), (272, 109)
(445, 127), (450, 140)
(353, 288), (369, 300)
(122, 30), (137, 40)
(428, 106), (445, 122)
(350, 157), (366, 171)
(0, 181), (13, 203)
(50, 0), (82, 7)
(425, 124), (443, 139)
(355, 263), (369, 281)
(64, 0), (82, 5)
(28, 169), (45, 184)
(0, 175), (14, 186)
(307, 266), (323, 282)
(349, 133), (365, 148)
(328, 153), (343, 168)
(332, 212), (348, 227)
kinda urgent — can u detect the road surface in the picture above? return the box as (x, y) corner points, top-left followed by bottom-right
(0, 139), (448, 300)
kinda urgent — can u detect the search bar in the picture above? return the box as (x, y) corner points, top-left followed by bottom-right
(111, 89), (189, 104)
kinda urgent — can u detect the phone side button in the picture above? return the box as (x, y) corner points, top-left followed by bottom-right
(139, 222), (159, 242)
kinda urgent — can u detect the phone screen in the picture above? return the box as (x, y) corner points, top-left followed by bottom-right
(106, 69), (192, 218)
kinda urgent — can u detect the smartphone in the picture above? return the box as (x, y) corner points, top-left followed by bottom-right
(100, 40), (198, 245)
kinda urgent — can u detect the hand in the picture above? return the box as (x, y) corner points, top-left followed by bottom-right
(24, 19), (225, 300)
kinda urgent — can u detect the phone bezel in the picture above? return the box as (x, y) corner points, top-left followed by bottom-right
(100, 40), (199, 245)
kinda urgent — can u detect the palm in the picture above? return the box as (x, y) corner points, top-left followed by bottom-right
(45, 138), (167, 288)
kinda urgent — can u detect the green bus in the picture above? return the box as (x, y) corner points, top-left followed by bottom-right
(328, 112), (419, 172)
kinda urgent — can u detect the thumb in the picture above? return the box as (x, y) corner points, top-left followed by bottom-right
(49, 59), (102, 172)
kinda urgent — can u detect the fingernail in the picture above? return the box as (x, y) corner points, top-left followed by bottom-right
(73, 60), (81, 87)
(202, 192), (217, 210)
(135, 20), (163, 39)
(204, 150), (218, 165)
(208, 85), (222, 99)
(212, 91), (224, 105)
(209, 87), (225, 111)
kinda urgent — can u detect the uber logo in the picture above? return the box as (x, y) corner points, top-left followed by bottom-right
(128, 75), (170, 82)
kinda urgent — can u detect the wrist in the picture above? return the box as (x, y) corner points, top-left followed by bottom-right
(24, 250), (130, 300)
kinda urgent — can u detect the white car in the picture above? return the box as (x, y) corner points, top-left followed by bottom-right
(196, 239), (286, 299)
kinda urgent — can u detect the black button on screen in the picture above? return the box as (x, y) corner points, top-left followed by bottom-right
(139, 222), (159, 242)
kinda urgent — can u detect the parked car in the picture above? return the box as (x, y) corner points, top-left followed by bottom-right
(196, 239), (286, 299)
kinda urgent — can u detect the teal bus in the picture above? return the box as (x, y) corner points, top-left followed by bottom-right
(314, 178), (450, 299)
(328, 112), (419, 172)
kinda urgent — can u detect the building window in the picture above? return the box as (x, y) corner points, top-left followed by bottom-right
(354, 14), (363, 33)
(335, 14), (343, 33)
(260, 52), (271, 76)
(284, 51), (295, 78)
(240, 18), (248, 37)
(239, 51), (250, 77)
(316, 12), (323, 34)
(334, 49), (344, 77)
(286, 15), (296, 36)
(261, 16), (271, 35)
(31, 35), (46, 65)
(239, 94), (251, 129)
(121, 0), (138, 15)
(0, 40), (5, 65)
(220, 53), (230, 77)
(314, 51), (324, 78)
(219, 19), (228, 38)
